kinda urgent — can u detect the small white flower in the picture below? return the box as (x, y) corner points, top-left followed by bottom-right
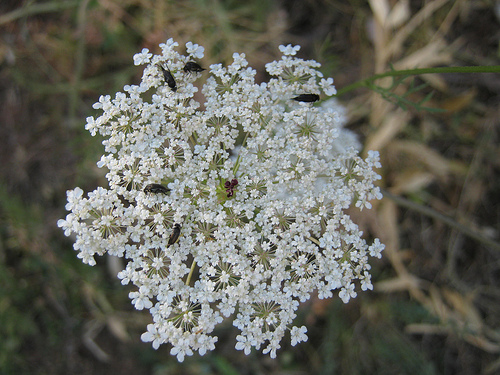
(141, 323), (163, 349)
(133, 48), (153, 65)
(290, 325), (308, 346)
(129, 286), (153, 310)
(368, 238), (385, 259)
(360, 272), (373, 291)
(186, 41), (205, 59)
(279, 44), (301, 56)
(320, 77), (337, 96)
(170, 339), (193, 362)
(85, 116), (98, 136)
(235, 334), (254, 355)
(339, 283), (357, 303)
(229, 52), (248, 73)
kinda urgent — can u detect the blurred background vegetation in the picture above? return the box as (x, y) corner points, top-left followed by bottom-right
(1, 0), (499, 374)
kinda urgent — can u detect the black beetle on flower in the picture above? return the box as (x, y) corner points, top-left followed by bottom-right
(144, 183), (170, 194)
(167, 224), (181, 247)
(157, 65), (177, 92)
(183, 61), (205, 73)
(292, 94), (320, 103)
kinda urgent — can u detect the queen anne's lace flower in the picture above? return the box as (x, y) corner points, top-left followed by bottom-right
(58, 39), (384, 361)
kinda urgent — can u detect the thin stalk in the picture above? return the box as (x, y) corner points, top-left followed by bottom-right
(68, 0), (90, 128)
(0, 1), (79, 26)
(233, 131), (250, 176)
(308, 236), (321, 247)
(186, 260), (197, 286)
(335, 66), (500, 97)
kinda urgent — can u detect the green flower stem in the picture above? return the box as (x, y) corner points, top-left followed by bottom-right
(232, 132), (249, 176)
(0, 1), (80, 25)
(186, 260), (197, 286)
(335, 66), (500, 97)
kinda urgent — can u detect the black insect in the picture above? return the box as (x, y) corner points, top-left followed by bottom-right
(168, 224), (181, 247)
(183, 61), (205, 73)
(292, 94), (320, 103)
(144, 183), (170, 194)
(158, 65), (177, 92)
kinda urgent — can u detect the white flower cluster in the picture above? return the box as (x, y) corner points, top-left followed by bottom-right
(58, 39), (384, 361)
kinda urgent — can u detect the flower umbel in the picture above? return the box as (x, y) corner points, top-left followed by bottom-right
(58, 39), (384, 361)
